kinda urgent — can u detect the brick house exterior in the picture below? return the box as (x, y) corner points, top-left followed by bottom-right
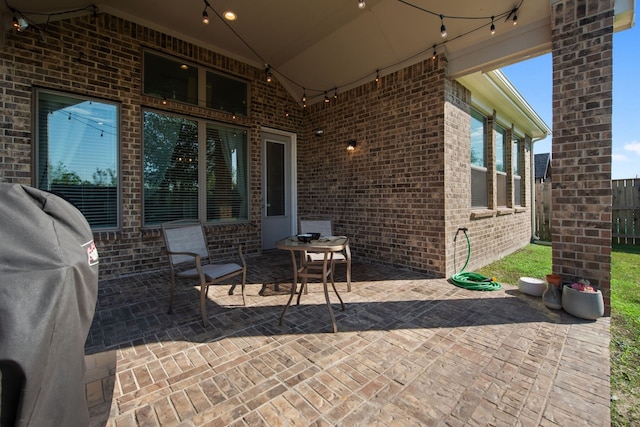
(0, 1), (616, 312)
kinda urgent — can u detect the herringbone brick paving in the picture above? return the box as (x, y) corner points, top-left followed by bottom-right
(85, 251), (610, 426)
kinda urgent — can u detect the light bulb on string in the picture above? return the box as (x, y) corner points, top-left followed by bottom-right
(202, 9), (209, 24)
(490, 16), (495, 35)
(440, 15), (447, 38)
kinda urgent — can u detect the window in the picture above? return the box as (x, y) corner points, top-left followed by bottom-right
(205, 124), (249, 221)
(35, 89), (119, 229)
(143, 51), (248, 116)
(495, 125), (507, 207)
(513, 136), (522, 206)
(470, 108), (488, 208)
(143, 110), (249, 225)
(206, 71), (248, 116)
(143, 51), (198, 105)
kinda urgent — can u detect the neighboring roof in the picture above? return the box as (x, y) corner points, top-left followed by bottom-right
(535, 153), (551, 180)
(456, 70), (552, 140)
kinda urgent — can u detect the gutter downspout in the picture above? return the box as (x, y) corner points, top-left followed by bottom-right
(530, 136), (546, 243)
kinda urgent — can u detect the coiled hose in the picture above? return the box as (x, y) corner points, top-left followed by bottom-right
(450, 228), (502, 291)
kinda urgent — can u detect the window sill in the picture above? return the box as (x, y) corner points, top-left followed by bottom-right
(470, 207), (522, 220)
(470, 209), (495, 220)
(497, 208), (514, 216)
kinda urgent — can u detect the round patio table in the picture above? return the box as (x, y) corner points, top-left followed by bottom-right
(276, 236), (348, 333)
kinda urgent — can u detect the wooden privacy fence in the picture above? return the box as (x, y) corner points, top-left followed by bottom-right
(612, 178), (639, 245)
(535, 182), (552, 241)
(535, 179), (640, 245)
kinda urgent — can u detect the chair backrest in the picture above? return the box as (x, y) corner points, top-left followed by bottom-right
(162, 221), (209, 265)
(299, 219), (333, 237)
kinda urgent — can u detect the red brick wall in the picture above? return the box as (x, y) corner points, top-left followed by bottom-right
(551, 0), (613, 314)
(299, 57), (534, 277)
(1, 13), (536, 281)
(0, 13), (303, 278)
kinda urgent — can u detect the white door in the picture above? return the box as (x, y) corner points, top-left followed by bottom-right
(261, 129), (297, 250)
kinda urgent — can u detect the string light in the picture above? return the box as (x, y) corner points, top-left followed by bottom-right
(334, 88), (338, 100)
(432, 45), (437, 60)
(440, 15), (447, 38)
(358, 0), (366, 9)
(490, 16), (495, 35)
(324, 91), (330, 103)
(265, 65), (272, 82)
(375, 69), (380, 83)
(202, 9), (209, 24)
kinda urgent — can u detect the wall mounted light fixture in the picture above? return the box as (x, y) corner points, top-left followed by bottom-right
(347, 140), (357, 152)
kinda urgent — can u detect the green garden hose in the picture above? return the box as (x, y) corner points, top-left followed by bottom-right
(450, 228), (502, 291)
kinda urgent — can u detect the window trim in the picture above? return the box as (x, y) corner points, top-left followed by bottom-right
(142, 49), (250, 117)
(141, 108), (251, 226)
(33, 87), (122, 231)
(470, 108), (488, 208)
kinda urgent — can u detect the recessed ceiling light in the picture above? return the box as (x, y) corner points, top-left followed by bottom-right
(224, 11), (237, 21)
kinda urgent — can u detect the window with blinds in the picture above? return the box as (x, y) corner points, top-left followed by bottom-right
(142, 110), (249, 225)
(513, 137), (522, 206)
(470, 108), (488, 208)
(495, 125), (508, 207)
(35, 89), (119, 229)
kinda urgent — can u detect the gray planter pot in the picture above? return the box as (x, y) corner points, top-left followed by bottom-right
(561, 286), (604, 320)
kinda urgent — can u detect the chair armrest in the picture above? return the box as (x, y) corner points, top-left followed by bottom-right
(166, 250), (201, 258)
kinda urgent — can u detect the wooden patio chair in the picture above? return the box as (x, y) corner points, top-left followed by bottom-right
(161, 220), (246, 326)
(299, 219), (352, 292)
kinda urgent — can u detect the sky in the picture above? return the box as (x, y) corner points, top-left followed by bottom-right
(501, 15), (640, 180)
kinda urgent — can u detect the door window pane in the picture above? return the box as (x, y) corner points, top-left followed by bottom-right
(266, 141), (285, 216)
(36, 90), (119, 229)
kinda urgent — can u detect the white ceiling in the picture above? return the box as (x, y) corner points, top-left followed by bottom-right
(5, 0), (636, 104)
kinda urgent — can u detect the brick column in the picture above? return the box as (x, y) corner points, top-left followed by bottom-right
(551, 0), (613, 314)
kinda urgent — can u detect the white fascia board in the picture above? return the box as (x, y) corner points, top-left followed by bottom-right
(457, 71), (551, 140)
(614, 0), (636, 31)
(448, 18), (551, 79)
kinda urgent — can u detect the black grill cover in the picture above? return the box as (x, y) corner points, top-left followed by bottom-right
(0, 184), (98, 427)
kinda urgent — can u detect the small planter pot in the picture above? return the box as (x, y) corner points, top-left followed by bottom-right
(561, 286), (604, 320)
(542, 283), (562, 309)
(546, 274), (561, 286)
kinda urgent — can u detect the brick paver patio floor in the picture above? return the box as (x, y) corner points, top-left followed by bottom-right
(85, 251), (610, 426)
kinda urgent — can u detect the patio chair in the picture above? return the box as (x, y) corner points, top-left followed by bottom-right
(161, 220), (246, 326)
(299, 219), (351, 292)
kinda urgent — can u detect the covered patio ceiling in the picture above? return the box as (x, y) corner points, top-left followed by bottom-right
(4, 0), (635, 105)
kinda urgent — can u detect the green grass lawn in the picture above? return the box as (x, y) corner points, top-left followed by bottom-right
(476, 243), (640, 426)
